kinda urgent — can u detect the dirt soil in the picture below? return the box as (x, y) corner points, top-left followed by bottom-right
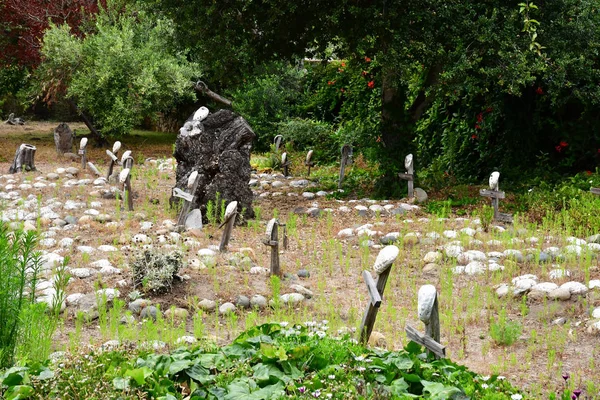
(1, 122), (599, 398)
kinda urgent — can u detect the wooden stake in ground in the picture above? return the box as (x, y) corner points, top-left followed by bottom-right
(106, 141), (121, 180)
(480, 171), (512, 223)
(79, 138), (88, 170)
(120, 155), (134, 211)
(305, 150), (314, 176)
(263, 218), (288, 277)
(173, 170), (201, 229)
(358, 245), (399, 345)
(405, 284), (446, 359)
(8, 144), (37, 173)
(338, 144), (353, 189)
(219, 201), (238, 252)
(398, 154), (414, 199)
(281, 152), (290, 177)
(273, 135), (283, 151)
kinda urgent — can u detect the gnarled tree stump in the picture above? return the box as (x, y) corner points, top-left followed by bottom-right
(54, 123), (74, 154)
(9, 144), (36, 173)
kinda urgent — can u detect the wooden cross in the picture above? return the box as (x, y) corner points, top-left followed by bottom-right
(79, 138), (88, 170)
(338, 144), (353, 189)
(119, 155), (134, 211)
(358, 245), (399, 345)
(305, 150), (314, 176)
(397, 154), (414, 199)
(173, 170), (201, 230)
(106, 141), (121, 180)
(405, 285), (445, 359)
(219, 201), (238, 252)
(479, 171), (512, 223)
(263, 218), (288, 277)
(281, 152), (290, 177)
(273, 135), (283, 151)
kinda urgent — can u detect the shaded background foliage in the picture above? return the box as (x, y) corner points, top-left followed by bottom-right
(0, 0), (599, 193)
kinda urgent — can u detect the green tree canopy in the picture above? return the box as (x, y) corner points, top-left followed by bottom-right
(32, 1), (201, 138)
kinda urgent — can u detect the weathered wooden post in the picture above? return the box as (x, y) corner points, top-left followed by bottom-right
(358, 245), (399, 345)
(398, 154), (414, 199)
(281, 152), (290, 177)
(274, 135), (283, 151)
(8, 144), (37, 173)
(479, 171), (512, 222)
(264, 218), (281, 277)
(173, 170), (201, 230)
(106, 141), (121, 180)
(79, 138), (88, 170)
(338, 144), (353, 189)
(405, 284), (446, 359)
(120, 155), (134, 211)
(87, 162), (102, 177)
(219, 201), (238, 252)
(305, 150), (314, 176)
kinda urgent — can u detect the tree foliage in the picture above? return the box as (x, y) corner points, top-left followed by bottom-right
(31, 1), (201, 137)
(0, 0), (102, 67)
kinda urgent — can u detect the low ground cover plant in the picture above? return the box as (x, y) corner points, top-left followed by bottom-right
(1, 322), (522, 399)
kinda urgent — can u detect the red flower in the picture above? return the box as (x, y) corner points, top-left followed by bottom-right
(559, 140), (568, 148)
(338, 68), (344, 73)
(364, 56), (372, 63)
(376, 136), (382, 143)
(486, 107), (493, 113)
(471, 134), (478, 139)
(361, 71), (368, 76)
(555, 145), (563, 152)
(367, 80), (375, 89)
(586, 170), (593, 176)
(536, 87), (544, 95)
(477, 113), (483, 123)
(341, 62), (346, 67)
(475, 124), (481, 130)
(340, 88), (345, 93)
(327, 80), (335, 86)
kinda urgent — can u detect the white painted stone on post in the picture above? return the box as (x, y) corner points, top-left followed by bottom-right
(112, 141), (122, 154)
(372, 245), (399, 275)
(418, 284), (437, 324)
(489, 171), (500, 190)
(193, 106), (209, 121)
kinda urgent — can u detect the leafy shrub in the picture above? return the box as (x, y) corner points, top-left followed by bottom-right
(490, 309), (522, 346)
(131, 250), (183, 293)
(276, 118), (338, 163)
(0, 223), (42, 368)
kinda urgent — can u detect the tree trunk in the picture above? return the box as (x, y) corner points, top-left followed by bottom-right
(66, 99), (107, 146)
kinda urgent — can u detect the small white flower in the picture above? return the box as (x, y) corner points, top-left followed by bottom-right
(316, 331), (326, 339)
(357, 366), (366, 372)
(354, 355), (365, 361)
(328, 374), (335, 379)
(511, 394), (523, 400)
(280, 321), (289, 327)
(498, 376), (506, 380)
(482, 384), (489, 389)
(326, 394), (332, 399)
(481, 375), (490, 381)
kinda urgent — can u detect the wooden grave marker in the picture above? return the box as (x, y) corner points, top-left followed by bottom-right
(274, 135), (283, 151)
(281, 152), (290, 177)
(479, 171), (512, 223)
(87, 162), (102, 177)
(119, 155), (134, 211)
(106, 141), (122, 180)
(173, 170), (201, 230)
(358, 245), (399, 345)
(8, 144), (36, 173)
(338, 144), (353, 189)
(263, 218), (288, 277)
(305, 150), (314, 176)
(79, 138), (88, 170)
(219, 201), (238, 252)
(398, 154), (414, 199)
(405, 284), (446, 359)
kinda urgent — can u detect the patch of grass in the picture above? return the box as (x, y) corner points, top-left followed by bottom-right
(490, 309), (522, 346)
